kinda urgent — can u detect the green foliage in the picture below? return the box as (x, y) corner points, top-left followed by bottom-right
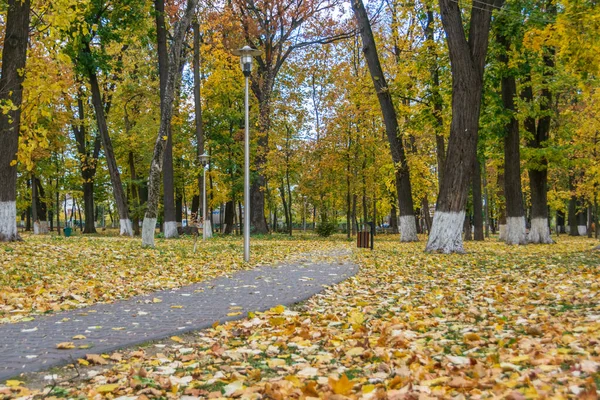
(316, 220), (337, 237)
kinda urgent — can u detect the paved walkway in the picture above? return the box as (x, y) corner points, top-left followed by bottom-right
(0, 250), (357, 382)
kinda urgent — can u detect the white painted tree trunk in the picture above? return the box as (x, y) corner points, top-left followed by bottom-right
(399, 215), (418, 242)
(578, 225), (587, 236)
(498, 224), (507, 241)
(425, 211), (466, 253)
(203, 220), (212, 239)
(528, 217), (553, 244)
(142, 217), (156, 247)
(505, 216), (527, 245)
(0, 201), (18, 241)
(119, 219), (133, 237)
(33, 221), (49, 234)
(164, 221), (178, 238)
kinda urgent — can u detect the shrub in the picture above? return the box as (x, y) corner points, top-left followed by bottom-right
(316, 220), (337, 237)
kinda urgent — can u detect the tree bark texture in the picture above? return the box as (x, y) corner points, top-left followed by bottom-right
(352, 0), (417, 241)
(424, 8), (446, 185)
(86, 60), (132, 236)
(499, 32), (526, 245)
(472, 159), (484, 241)
(0, 0), (31, 242)
(426, 0), (502, 252)
(142, 0), (200, 247)
(156, 0), (178, 239)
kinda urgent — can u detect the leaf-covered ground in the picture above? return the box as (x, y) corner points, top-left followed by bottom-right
(0, 233), (338, 324)
(2, 235), (600, 399)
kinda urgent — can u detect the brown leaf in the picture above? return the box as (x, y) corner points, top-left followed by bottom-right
(86, 354), (108, 365)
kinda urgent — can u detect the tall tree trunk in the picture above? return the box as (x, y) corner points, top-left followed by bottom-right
(224, 200), (234, 234)
(73, 93), (100, 234)
(464, 214), (472, 241)
(279, 184), (290, 234)
(193, 21), (205, 227)
(32, 175), (39, 233)
(472, 159), (484, 241)
(577, 201), (587, 236)
(390, 201), (399, 234)
(568, 194), (579, 236)
(0, 0), (31, 242)
(346, 165), (351, 238)
(249, 90), (271, 234)
(86, 59), (132, 236)
(424, 8), (446, 185)
(556, 209), (565, 234)
(422, 197), (432, 234)
(352, 0), (417, 241)
(352, 194), (358, 235)
(56, 174), (61, 235)
(142, 0), (200, 247)
(426, 0), (501, 253)
(483, 163), (490, 238)
(498, 32), (526, 244)
(497, 171), (507, 240)
(128, 152), (140, 235)
(157, 0), (179, 239)
(522, 1), (554, 244)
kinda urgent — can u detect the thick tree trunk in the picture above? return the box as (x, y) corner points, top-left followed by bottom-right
(499, 33), (526, 245)
(522, 2), (554, 244)
(142, 0), (200, 247)
(156, 0), (179, 239)
(424, 8), (446, 185)
(249, 93), (271, 234)
(352, 0), (417, 241)
(86, 64), (132, 236)
(224, 200), (234, 234)
(0, 0), (31, 242)
(472, 160), (484, 241)
(426, 0), (501, 253)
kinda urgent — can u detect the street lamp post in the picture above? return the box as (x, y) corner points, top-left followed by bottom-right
(199, 152), (211, 240)
(233, 45), (261, 262)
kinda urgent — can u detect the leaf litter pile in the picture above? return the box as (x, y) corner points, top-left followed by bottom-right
(0, 234), (335, 324)
(2, 236), (600, 399)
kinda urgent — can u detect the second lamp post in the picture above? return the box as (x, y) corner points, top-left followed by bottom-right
(233, 45), (261, 262)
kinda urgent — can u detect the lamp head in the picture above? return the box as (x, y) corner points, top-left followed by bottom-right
(233, 45), (262, 77)
(199, 152), (210, 167)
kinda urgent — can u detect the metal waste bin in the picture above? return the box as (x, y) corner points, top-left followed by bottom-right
(357, 222), (374, 250)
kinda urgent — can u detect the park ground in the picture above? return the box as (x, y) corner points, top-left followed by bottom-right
(1, 233), (599, 399)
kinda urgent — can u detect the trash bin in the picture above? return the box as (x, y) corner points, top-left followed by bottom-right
(63, 227), (72, 237)
(356, 222), (374, 249)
